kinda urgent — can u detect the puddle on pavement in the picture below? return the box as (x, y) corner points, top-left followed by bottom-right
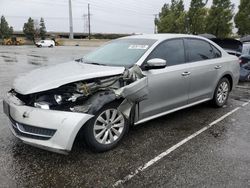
(28, 61), (42, 66)
(231, 83), (250, 102)
(27, 54), (48, 66)
(209, 125), (227, 138)
(28, 54), (45, 58)
(1, 55), (18, 63)
(0, 51), (20, 55)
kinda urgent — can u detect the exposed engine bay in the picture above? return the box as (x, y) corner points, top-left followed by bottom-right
(10, 65), (148, 122)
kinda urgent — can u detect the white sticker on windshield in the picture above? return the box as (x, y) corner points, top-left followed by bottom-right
(128, 45), (149, 50)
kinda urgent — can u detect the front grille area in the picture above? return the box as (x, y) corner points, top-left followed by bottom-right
(10, 115), (56, 140)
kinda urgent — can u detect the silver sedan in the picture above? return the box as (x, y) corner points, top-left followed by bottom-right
(3, 34), (240, 154)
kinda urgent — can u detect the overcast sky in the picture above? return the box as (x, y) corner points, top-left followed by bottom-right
(0, 0), (240, 34)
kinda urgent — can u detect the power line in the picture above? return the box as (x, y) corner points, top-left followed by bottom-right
(74, 0), (156, 13)
(4, 0), (157, 33)
(27, 0), (155, 17)
(5, 15), (82, 20)
(92, 17), (153, 30)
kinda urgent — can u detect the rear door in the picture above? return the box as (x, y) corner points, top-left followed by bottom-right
(139, 39), (190, 120)
(184, 38), (225, 103)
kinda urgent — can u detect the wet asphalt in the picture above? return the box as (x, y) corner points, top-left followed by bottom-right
(0, 46), (250, 188)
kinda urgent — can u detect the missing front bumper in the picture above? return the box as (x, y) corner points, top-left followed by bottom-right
(3, 93), (94, 153)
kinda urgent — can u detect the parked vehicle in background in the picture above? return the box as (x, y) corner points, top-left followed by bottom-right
(242, 43), (250, 55)
(211, 38), (242, 57)
(239, 55), (250, 81)
(210, 38), (250, 82)
(3, 34), (240, 154)
(36, 40), (55, 48)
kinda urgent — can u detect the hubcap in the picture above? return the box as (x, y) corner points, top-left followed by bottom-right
(217, 82), (229, 104)
(93, 109), (125, 145)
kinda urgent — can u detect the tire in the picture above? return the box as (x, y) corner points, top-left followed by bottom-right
(83, 102), (129, 152)
(49, 45), (53, 48)
(212, 77), (230, 107)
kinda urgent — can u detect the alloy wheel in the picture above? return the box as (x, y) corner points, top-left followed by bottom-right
(216, 81), (229, 104)
(93, 109), (125, 145)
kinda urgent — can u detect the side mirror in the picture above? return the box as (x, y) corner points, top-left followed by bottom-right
(144, 58), (167, 70)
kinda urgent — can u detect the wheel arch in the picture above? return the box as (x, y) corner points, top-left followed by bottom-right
(74, 92), (126, 140)
(211, 72), (234, 100)
(221, 73), (233, 91)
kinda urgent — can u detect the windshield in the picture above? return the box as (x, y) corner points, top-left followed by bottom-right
(83, 38), (157, 67)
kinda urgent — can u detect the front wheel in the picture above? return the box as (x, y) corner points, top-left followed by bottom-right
(83, 102), (129, 152)
(212, 78), (230, 107)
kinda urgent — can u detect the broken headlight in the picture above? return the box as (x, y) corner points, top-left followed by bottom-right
(54, 95), (63, 104)
(33, 94), (64, 109)
(34, 102), (50, 110)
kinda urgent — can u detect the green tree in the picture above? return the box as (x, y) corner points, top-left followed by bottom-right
(205, 0), (234, 38)
(23, 17), (35, 41)
(156, 0), (186, 33)
(34, 19), (40, 39)
(187, 0), (208, 34)
(235, 0), (250, 36)
(39, 17), (46, 39)
(0, 16), (13, 39)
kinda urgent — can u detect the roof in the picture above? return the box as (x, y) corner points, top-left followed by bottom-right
(124, 33), (206, 41)
(199, 33), (216, 39)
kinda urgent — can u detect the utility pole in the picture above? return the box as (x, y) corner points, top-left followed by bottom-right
(68, 0), (74, 39)
(88, 3), (91, 40)
(154, 14), (158, 34)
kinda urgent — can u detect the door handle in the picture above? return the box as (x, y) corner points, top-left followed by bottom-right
(182, 72), (191, 76)
(214, 65), (222, 69)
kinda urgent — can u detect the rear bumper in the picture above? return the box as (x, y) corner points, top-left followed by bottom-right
(3, 92), (93, 154)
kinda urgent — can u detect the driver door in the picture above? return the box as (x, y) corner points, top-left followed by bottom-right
(138, 39), (190, 121)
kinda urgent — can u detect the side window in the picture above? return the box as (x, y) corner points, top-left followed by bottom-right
(147, 39), (185, 66)
(211, 44), (222, 58)
(186, 39), (221, 62)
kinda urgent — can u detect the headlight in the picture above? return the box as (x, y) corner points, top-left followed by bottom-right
(34, 102), (50, 110)
(54, 95), (63, 104)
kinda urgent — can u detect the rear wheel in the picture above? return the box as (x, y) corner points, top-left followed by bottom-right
(83, 102), (129, 152)
(212, 78), (230, 107)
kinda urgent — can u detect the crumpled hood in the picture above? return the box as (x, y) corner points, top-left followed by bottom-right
(13, 61), (125, 95)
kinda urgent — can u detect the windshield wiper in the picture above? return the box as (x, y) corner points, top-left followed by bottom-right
(87, 62), (106, 66)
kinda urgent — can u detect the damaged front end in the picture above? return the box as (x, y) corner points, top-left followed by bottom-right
(3, 65), (148, 154)
(10, 65), (148, 123)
